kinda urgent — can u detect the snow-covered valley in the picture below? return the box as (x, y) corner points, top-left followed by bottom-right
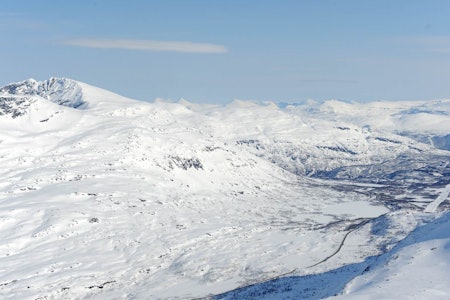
(1, 78), (449, 299)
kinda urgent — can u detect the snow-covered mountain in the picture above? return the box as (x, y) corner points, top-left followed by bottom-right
(0, 78), (85, 109)
(0, 78), (449, 299)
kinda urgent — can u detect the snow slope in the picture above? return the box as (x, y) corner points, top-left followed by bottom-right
(0, 78), (449, 299)
(217, 178), (450, 299)
(335, 210), (450, 299)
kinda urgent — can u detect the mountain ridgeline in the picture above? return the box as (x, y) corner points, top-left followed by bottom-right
(1, 77), (449, 184)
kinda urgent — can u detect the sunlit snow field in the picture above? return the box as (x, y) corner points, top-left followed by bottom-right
(1, 78), (450, 299)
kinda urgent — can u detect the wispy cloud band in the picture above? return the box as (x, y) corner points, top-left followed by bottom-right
(63, 38), (228, 54)
(396, 36), (450, 53)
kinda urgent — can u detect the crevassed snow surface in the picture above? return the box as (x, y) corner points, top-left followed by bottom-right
(0, 78), (449, 299)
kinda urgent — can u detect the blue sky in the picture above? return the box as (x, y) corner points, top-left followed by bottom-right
(2, 0), (450, 103)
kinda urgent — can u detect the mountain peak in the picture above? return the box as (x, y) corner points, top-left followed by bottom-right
(0, 78), (39, 95)
(0, 77), (85, 108)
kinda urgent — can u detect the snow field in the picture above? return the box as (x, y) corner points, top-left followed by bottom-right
(0, 78), (449, 298)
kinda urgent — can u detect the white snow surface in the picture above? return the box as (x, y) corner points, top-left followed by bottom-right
(0, 78), (449, 299)
(334, 211), (450, 300)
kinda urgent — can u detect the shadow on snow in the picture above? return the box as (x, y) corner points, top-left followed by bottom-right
(215, 211), (450, 300)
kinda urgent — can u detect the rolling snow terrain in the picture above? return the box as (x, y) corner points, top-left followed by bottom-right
(0, 78), (449, 299)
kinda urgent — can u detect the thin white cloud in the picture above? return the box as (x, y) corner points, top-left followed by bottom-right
(422, 37), (450, 53)
(397, 36), (450, 53)
(406, 36), (450, 44)
(63, 38), (228, 54)
(432, 49), (450, 53)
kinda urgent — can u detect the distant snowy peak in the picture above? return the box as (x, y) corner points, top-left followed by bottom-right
(0, 78), (39, 95)
(0, 77), (85, 109)
(0, 77), (144, 115)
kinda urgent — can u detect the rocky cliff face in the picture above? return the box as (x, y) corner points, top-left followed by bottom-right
(0, 77), (85, 109)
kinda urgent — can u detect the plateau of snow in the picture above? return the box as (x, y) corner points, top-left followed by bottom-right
(0, 78), (449, 299)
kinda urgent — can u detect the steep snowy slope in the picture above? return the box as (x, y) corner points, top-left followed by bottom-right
(0, 78), (449, 299)
(216, 210), (450, 300)
(335, 211), (450, 300)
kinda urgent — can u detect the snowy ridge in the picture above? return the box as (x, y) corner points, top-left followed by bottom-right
(286, 98), (450, 150)
(0, 78), (449, 299)
(0, 78), (85, 108)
